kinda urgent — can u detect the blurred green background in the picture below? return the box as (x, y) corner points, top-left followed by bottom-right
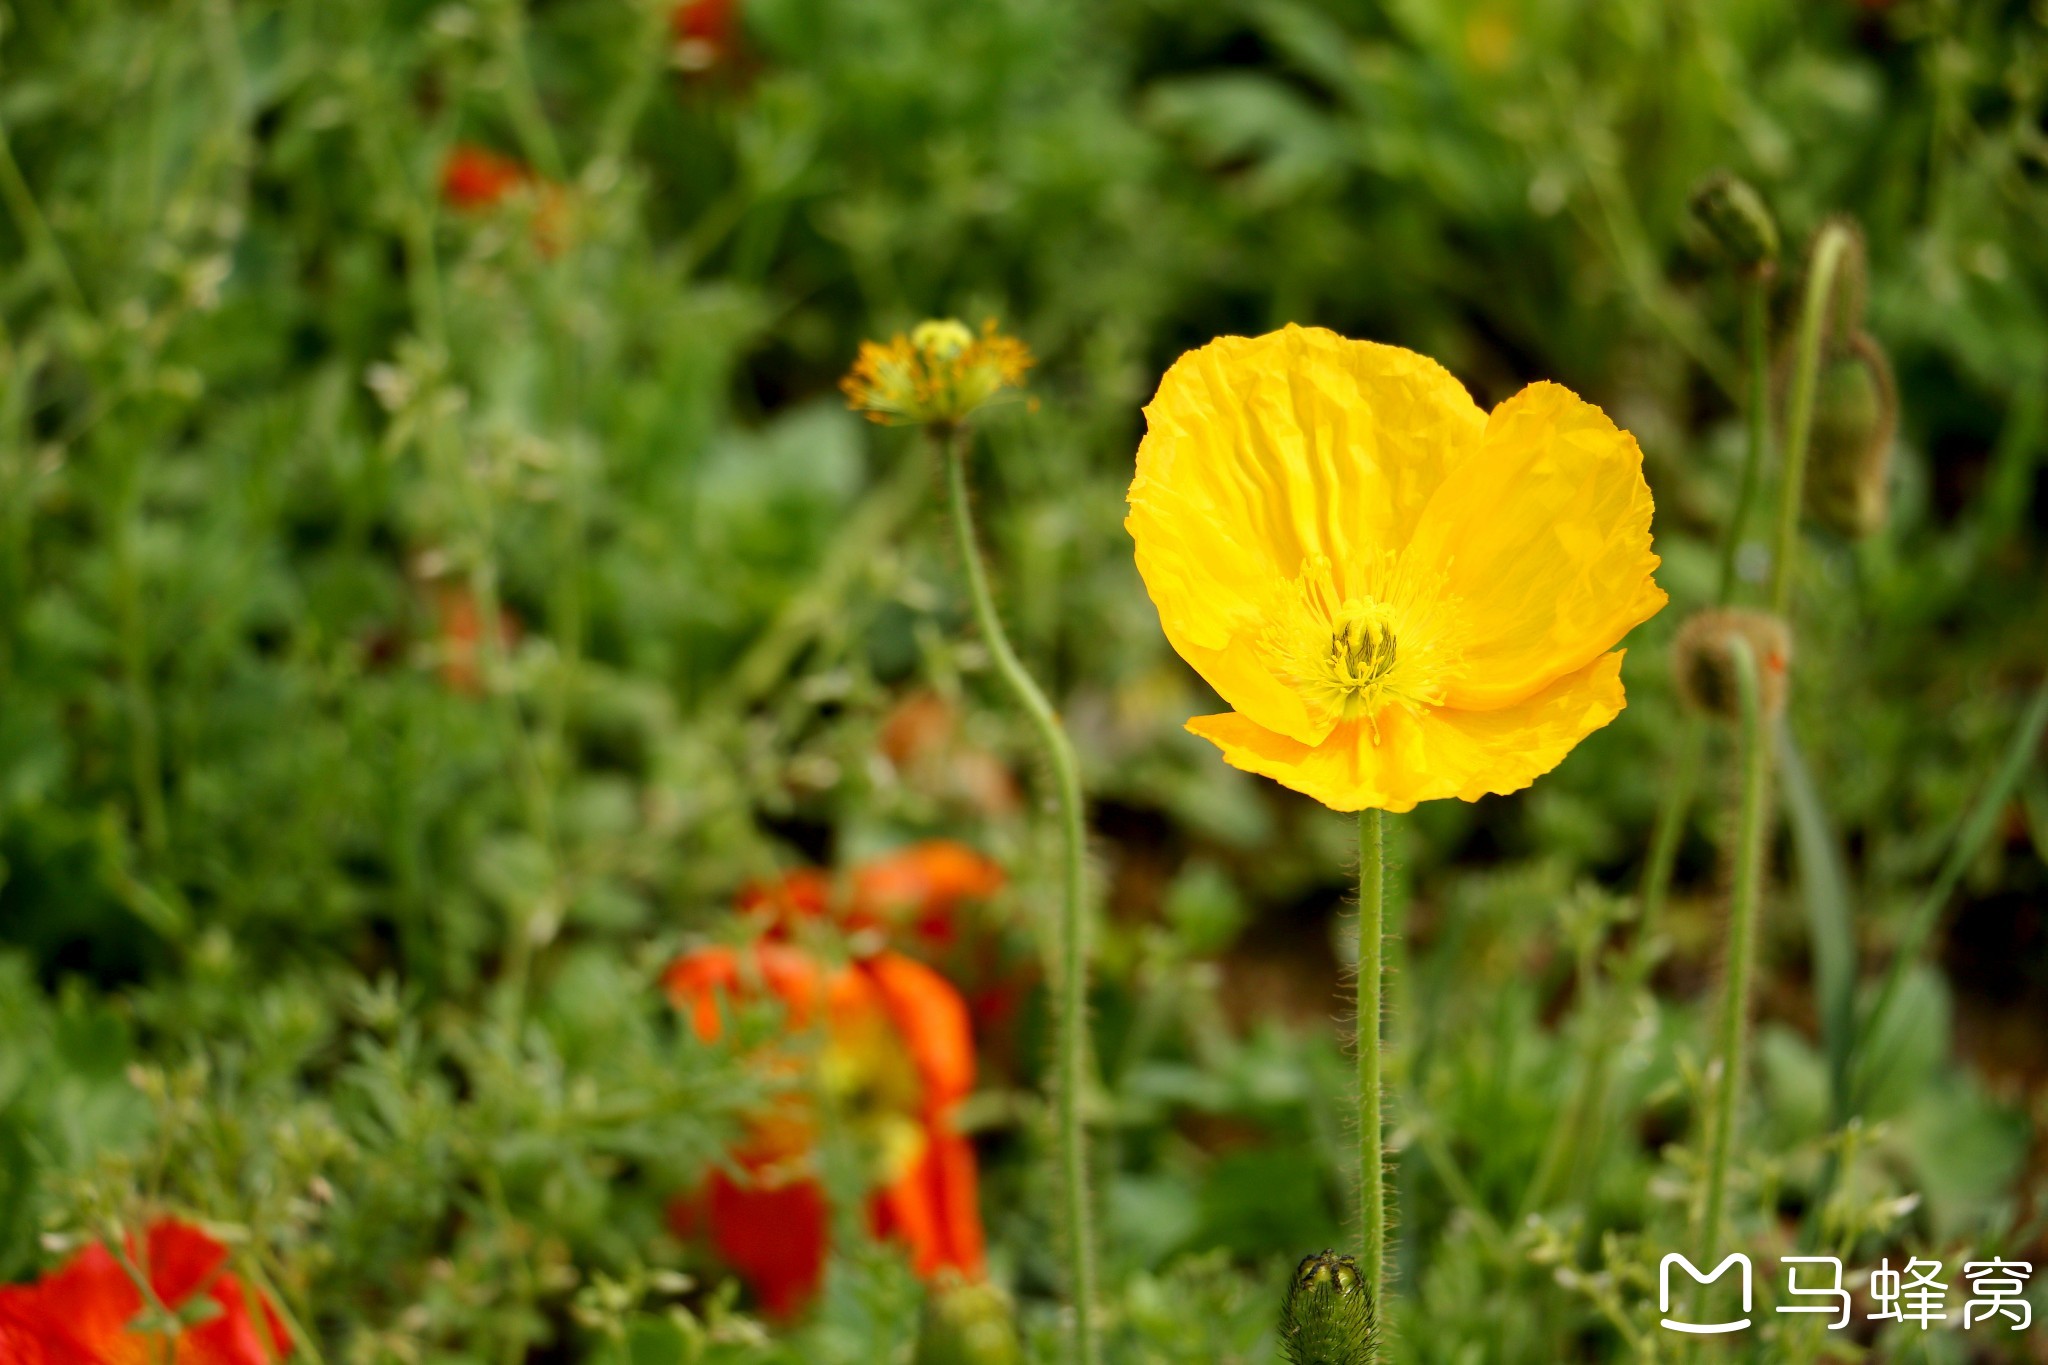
(1, 0), (2046, 1360)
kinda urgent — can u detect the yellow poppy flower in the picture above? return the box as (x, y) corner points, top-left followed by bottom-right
(1126, 324), (1667, 812)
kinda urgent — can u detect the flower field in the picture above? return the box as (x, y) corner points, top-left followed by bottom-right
(0, 2), (2045, 1362)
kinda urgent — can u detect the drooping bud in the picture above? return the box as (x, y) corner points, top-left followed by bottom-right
(1279, 1251), (1378, 1365)
(1673, 609), (1792, 722)
(1687, 171), (1779, 273)
(1803, 330), (1896, 538)
(912, 1277), (1023, 1365)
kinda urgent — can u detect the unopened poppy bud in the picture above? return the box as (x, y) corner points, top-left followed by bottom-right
(1688, 171), (1779, 272)
(1279, 1251), (1378, 1365)
(1673, 609), (1792, 722)
(1803, 331), (1896, 538)
(913, 1277), (1022, 1365)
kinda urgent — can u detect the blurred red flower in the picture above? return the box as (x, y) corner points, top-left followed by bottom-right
(0, 1220), (291, 1365)
(438, 144), (568, 254)
(440, 143), (529, 211)
(664, 939), (985, 1316)
(671, 0), (739, 71)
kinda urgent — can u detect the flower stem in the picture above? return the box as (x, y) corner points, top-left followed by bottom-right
(1697, 637), (1770, 1265)
(1639, 257), (1768, 974)
(1532, 263), (1775, 1218)
(939, 427), (1099, 1365)
(1356, 808), (1387, 1318)
(1768, 225), (1856, 615)
(1716, 269), (1772, 606)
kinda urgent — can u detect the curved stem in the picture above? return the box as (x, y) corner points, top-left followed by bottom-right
(1697, 639), (1770, 1264)
(1357, 808), (1387, 1317)
(1769, 226), (1856, 615)
(940, 428), (1099, 1365)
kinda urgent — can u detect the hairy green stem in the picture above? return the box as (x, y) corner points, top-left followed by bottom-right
(1697, 639), (1769, 1264)
(1356, 809), (1387, 1317)
(940, 428), (1099, 1365)
(1525, 261), (1777, 1219)
(1637, 716), (1703, 969)
(1717, 271), (1772, 605)
(1769, 225), (1856, 614)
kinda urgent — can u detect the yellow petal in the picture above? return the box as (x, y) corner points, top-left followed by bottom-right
(1185, 651), (1628, 812)
(1407, 382), (1665, 711)
(1127, 325), (1487, 742)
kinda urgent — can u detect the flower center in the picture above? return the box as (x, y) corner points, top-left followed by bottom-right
(1331, 612), (1398, 695)
(1260, 553), (1462, 738)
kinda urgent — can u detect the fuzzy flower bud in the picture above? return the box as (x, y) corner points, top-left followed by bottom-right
(1279, 1251), (1378, 1365)
(912, 1277), (1022, 1365)
(1673, 609), (1792, 722)
(1803, 331), (1896, 538)
(1688, 171), (1779, 273)
(841, 318), (1034, 428)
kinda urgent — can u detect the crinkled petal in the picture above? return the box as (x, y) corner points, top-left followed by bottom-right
(1406, 382), (1665, 710)
(1128, 325), (1487, 743)
(1186, 651), (1628, 812)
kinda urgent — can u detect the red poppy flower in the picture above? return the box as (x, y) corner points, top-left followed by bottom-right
(0, 1220), (291, 1365)
(663, 940), (985, 1316)
(440, 144), (529, 211)
(670, 0), (739, 71)
(438, 145), (569, 254)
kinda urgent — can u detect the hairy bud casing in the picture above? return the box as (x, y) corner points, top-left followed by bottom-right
(1803, 330), (1896, 539)
(1280, 1251), (1378, 1365)
(1674, 610), (1792, 722)
(913, 1277), (1022, 1365)
(1688, 171), (1780, 272)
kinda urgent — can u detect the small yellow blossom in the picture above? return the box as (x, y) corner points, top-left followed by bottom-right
(1126, 324), (1667, 812)
(842, 318), (1033, 427)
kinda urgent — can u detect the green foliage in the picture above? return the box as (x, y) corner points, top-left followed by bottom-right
(1, 0), (2044, 1361)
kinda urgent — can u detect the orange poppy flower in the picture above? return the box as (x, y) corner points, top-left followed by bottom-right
(736, 842), (1005, 951)
(663, 940), (985, 1316)
(0, 1219), (291, 1365)
(851, 842), (1005, 948)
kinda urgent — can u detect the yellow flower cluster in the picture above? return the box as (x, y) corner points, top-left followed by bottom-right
(841, 318), (1033, 427)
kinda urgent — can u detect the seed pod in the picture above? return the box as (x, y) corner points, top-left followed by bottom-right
(913, 1277), (1022, 1365)
(1279, 1251), (1378, 1365)
(1673, 610), (1792, 722)
(1803, 330), (1896, 538)
(1688, 171), (1780, 273)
